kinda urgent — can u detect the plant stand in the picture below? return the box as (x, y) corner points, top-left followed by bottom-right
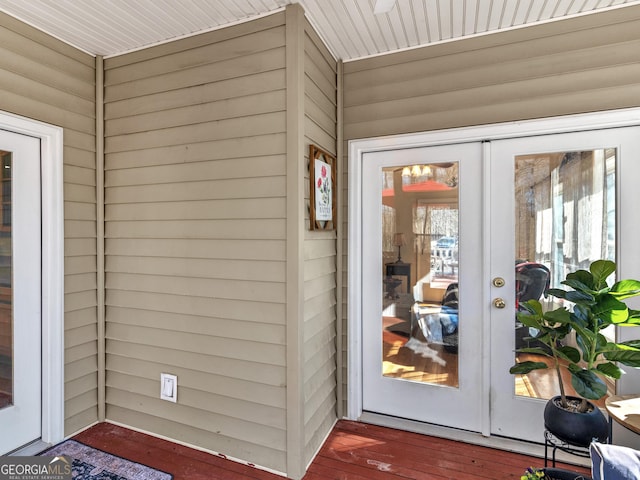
(544, 430), (591, 468)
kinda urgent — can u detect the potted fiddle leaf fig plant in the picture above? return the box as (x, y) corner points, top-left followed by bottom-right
(510, 259), (640, 447)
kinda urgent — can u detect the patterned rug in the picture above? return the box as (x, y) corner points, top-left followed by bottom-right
(40, 439), (173, 480)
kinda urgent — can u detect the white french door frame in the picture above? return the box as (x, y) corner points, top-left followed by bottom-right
(0, 110), (64, 450)
(348, 107), (640, 439)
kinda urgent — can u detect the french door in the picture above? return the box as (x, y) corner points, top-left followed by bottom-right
(361, 142), (485, 431)
(0, 129), (42, 455)
(489, 126), (640, 440)
(354, 118), (640, 441)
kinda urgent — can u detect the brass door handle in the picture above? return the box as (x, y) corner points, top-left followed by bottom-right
(493, 298), (506, 309)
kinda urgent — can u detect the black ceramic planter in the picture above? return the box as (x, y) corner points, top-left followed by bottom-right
(542, 467), (592, 480)
(544, 395), (608, 447)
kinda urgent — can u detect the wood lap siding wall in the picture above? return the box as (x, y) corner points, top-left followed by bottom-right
(0, 12), (98, 436)
(341, 5), (640, 414)
(103, 13), (289, 472)
(302, 19), (338, 465)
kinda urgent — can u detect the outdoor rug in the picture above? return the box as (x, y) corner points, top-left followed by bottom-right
(40, 439), (173, 480)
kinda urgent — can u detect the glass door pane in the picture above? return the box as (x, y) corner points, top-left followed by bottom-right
(0, 151), (11, 410)
(513, 148), (616, 405)
(381, 162), (459, 387)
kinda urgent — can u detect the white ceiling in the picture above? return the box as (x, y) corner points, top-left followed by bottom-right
(0, 0), (639, 61)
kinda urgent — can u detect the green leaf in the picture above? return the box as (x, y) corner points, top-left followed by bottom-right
(517, 316), (546, 332)
(593, 295), (629, 324)
(566, 290), (595, 303)
(563, 279), (597, 296)
(573, 321), (596, 348)
(509, 361), (548, 374)
(548, 288), (568, 300)
(514, 347), (551, 357)
(570, 369), (608, 400)
(566, 269), (595, 290)
(543, 308), (571, 324)
(519, 299), (544, 316)
(627, 309), (640, 319)
(610, 280), (640, 300)
(571, 305), (589, 326)
(604, 349), (640, 368)
(556, 345), (581, 363)
(596, 362), (623, 380)
(595, 333), (609, 352)
(590, 260), (616, 287)
(617, 340), (640, 350)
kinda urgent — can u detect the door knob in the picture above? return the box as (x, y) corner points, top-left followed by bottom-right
(493, 298), (506, 309)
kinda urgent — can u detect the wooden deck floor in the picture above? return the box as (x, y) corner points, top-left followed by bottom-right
(72, 420), (592, 479)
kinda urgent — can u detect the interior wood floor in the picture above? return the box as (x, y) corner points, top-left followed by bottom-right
(73, 420), (592, 480)
(383, 316), (459, 387)
(382, 320), (610, 407)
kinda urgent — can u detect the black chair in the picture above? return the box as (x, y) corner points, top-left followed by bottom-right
(515, 261), (551, 309)
(515, 261), (550, 349)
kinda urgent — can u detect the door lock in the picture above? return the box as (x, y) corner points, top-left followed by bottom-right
(493, 298), (506, 309)
(493, 277), (505, 287)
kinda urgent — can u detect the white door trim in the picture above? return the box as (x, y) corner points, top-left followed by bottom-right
(0, 110), (64, 446)
(347, 106), (640, 424)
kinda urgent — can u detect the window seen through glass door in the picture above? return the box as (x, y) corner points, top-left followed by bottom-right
(513, 148), (616, 404)
(381, 162), (460, 387)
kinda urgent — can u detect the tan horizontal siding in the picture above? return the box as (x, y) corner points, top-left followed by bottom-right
(106, 256), (285, 282)
(107, 358), (284, 411)
(65, 201), (97, 221)
(343, 8), (640, 139)
(105, 178), (286, 205)
(106, 339), (285, 387)
(106, 238), (285, 261)
(105, 48), (286, 103)
(106, 111), (285, 153)
(104, 11), (288, 472)
(106, 90), (286, 137)
(105, 26), (285, 87)
(106, 272), (285, 304)
(105, 133), (285, 170)
(108, 370), (285, 428)
(107, 307), (285, 344)
(106, 388), (285, 447)
(105, 156), (285, 186)
(106, 290), (284, 323)
(107, 323), (285, 368)
(302, 17), (337, 468)
(106, 69), (286, 120)
(341, 4), (640, 415)
(105, 406), (286, 473)
(105, 219), (286, 239)
(106, 198), (286, 221)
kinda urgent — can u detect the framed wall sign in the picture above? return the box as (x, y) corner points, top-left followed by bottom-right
(309, 144), (337, 230)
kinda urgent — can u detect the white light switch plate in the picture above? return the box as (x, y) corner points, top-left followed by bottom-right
(160, 373), (177, 402)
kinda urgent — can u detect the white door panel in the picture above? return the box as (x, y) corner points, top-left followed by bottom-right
(489, 126), (640, 440)
(0, 129), (41, 455)
(361, 142), (485, 432)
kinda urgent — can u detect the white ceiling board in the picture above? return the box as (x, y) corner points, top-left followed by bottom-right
(0, 0), (638, 60)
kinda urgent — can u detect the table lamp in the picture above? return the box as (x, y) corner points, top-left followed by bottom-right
(393, 233), (407, 262)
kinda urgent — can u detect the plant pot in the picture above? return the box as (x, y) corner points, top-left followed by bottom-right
(542, 467), (592, 480)
(544, 395), (608, 447)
